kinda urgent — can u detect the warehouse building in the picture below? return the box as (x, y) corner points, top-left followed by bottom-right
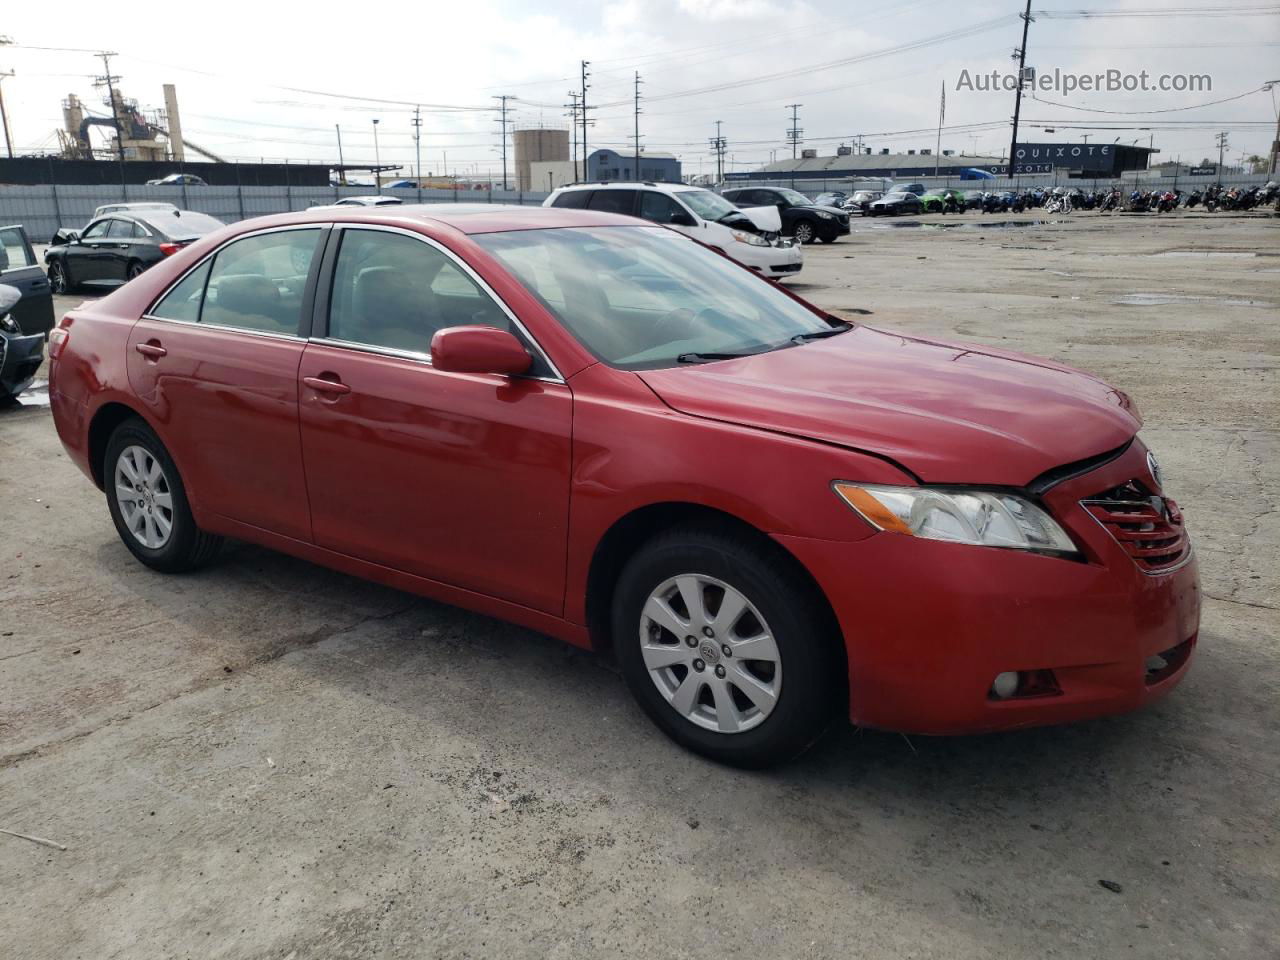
(587, 149), (681, 183)
(727, 142), (1155, 183)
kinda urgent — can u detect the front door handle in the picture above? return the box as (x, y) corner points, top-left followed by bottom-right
(135, 342), (167, 359)
(303, 375), (351, 396)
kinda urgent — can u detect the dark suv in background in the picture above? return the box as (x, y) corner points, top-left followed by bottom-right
(720, 186), (850, 244)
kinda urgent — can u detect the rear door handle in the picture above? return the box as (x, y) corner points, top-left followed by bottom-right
(303, 376), (351, 396)
(135, 342), (167, 359)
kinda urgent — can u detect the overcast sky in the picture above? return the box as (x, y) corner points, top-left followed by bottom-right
(3, 0), (1277, 178)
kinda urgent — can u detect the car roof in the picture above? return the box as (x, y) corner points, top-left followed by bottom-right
(554, 181), (701, 194)
(220, 203), (647, 236)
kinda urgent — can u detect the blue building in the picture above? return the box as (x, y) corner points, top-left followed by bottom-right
(587, 149), (681, 183)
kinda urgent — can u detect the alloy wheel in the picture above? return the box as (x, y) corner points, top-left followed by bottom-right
(793, 223), (814, 244)
(49, 263), (67, 294)
(638, 573), (782, 734)
(127, 263), (145, 281)
(114, 445), (174, 549)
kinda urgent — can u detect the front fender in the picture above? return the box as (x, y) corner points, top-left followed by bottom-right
(561, 365), (915, 625)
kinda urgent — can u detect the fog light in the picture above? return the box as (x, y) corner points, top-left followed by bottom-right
(991, 671), (1019, 699)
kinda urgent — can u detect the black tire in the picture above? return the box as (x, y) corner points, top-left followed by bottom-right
(613, 527), (843, 768)
(818, 235), (836, 244)
(104, 417), (222, 573)
(48, 260), (72, 295)
(791, 220), (815, 244)
(126, 260), (146, 282)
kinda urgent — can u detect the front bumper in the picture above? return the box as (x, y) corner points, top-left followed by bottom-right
(0, 331), (45, 399)
(775, 442), (1201, 735)
(736, 239), (804, 278)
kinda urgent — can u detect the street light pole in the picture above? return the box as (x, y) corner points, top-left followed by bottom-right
(372, 118), (381, 192)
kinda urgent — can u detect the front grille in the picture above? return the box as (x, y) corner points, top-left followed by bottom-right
(1080, 479), (1189, 573)
(770, 263), (802, 273)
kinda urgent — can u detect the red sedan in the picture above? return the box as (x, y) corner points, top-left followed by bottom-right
(48, 205), (1200, 767)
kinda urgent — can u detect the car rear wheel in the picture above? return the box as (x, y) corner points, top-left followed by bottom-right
(613, 527), (841, 768)
(791, 221), (815, 244)
(48, 261), (71, 294)
(105, 418), (222, 573)
(126, 261), (146, 281)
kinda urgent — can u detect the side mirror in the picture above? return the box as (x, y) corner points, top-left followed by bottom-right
(430, 326), (532, 376)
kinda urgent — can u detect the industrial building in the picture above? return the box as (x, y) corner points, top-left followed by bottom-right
(728, 141), (1156, 183)
(513, 128), (570, 192)
(587, 148), (681, 183)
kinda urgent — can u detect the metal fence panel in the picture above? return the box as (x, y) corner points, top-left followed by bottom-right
(0, 184), (552, 242)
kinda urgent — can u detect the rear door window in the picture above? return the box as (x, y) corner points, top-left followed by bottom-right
(200, 228), (322, 335)
(587, 190), (638, 215)
(105, 219), (133, 239)
(551, 190), (591, 209)
(149, 261), (212, 323)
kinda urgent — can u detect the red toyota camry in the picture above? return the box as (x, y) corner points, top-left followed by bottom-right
(48, 205), (1200, 767)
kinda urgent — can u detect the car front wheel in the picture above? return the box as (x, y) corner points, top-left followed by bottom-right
(613, 527), (841, 768)
(48, 261), (71, 294)
(791, 221), (815, 244)
(105, 418), (223, 573)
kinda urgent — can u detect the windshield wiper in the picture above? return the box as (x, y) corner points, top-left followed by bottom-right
(676, 351), (757, 364)
(791, 321), (853, 344)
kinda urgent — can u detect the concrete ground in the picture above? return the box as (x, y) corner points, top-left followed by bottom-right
(2, 211), (1277, 960)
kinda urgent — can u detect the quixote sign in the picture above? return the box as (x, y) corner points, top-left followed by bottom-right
(1014, 143), (1116, 173)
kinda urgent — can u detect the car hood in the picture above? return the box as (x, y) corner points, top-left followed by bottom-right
(736, 205), (782, 233)
(638, 325), (1141, 486)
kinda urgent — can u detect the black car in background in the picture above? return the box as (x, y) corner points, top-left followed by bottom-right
(0, 226), (54, 401)
(45, 209), (224, 293)
(720, 186), (850, 243)
(867, 192), (923, 216)
(1, 223), (55, 336)
(813, 191), (848, 208)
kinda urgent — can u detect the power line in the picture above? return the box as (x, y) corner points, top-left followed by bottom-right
(1029, 85), (1271, 115)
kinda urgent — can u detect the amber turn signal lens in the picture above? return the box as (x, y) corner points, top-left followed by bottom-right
(832, 482), (913, 535)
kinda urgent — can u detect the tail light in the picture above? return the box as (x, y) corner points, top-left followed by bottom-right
(48, 325), (70, 359)
(158, 242), (184, 257)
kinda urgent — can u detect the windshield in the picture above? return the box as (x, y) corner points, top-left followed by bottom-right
(676, 189), (737, 221)
(475, 226), (837, 370)
(776, 188), (812, 206)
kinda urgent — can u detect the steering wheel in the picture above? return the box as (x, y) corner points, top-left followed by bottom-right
(651, 306), (725, 345)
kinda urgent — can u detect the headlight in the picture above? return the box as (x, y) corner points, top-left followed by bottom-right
(816, 211), (834, 219)
(833, 482), (1078, 555)
(730, 229), (770, 247)
(0, 314), (19, 334)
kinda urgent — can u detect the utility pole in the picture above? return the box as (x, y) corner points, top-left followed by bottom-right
(934, 81), (945, 177)
(785, 103), (803, 159)
(709, 121), (727, 185)
(1265, 80), (1280, 175)
(372, 118), (381, 192)
(94, 51), (126, 165)
(1215, 131), (1228, 186)
(0, 69), (13, 159)
(785, 105), (803, 188)
(633, 71), (643, 181)
(580, 61), (591, 181)
(566, 92), (580, 181)
(335, 124), (346, 185)
(494, 94), (512, 191)
(1007, 0), (1034, 181)
(412, 105), (422, 188)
